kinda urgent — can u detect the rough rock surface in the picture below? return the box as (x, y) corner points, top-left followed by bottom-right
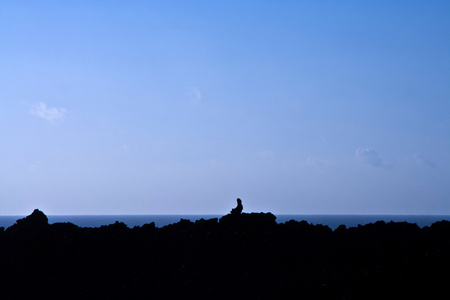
(0, 209), (449, 299)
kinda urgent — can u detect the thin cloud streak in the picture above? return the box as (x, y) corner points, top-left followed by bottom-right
(413, 153), (437, 168)
(188, 87), (202, 104)
(301, 156), (337, 171)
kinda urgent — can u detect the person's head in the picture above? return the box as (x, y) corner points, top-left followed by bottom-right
(237, 198), (242, 204)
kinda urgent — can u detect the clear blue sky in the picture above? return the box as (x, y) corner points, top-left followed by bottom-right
(1, 1), (449, 215)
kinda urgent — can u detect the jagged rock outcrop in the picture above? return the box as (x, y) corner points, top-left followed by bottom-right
(0, 209), (449, 299)
(219, 212), (277, 230)
(6, 208), (49, 234)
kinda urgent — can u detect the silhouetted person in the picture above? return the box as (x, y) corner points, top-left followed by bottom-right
(230, 198), (243, 215)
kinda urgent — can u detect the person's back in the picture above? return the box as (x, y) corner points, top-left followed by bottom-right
(230, 198), (243, 215)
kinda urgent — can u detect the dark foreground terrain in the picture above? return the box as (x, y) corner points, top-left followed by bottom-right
(1, 209), (449, 299)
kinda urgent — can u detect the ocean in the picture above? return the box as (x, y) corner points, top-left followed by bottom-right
(1, 214), (450, 230)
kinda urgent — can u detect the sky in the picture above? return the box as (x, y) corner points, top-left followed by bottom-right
(1, 1), (449, 215)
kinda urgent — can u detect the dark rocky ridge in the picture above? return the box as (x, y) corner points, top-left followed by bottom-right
(0, 208), (449, 299)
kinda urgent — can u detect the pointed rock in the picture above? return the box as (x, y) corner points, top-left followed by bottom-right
(8, 209), (49, 232)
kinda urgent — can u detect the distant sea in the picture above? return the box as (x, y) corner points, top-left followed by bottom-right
(1, 215), (450, 230)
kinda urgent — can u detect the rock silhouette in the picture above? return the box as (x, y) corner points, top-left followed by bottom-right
(0, 206), (449, 299)
(6, 208), (49, 234)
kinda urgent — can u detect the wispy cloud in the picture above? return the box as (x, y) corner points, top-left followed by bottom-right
(413, 153), (436, 168)
(30, 102), (66, 121)
(257, 150), (274, 159)
(29, 161), (43, 173)
(302, 156), (337, 170)
(188, 87), (202, 104)
(355, 147), (392, 169)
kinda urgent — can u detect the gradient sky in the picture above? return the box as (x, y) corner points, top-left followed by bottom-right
(1, 1), (449, 215)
